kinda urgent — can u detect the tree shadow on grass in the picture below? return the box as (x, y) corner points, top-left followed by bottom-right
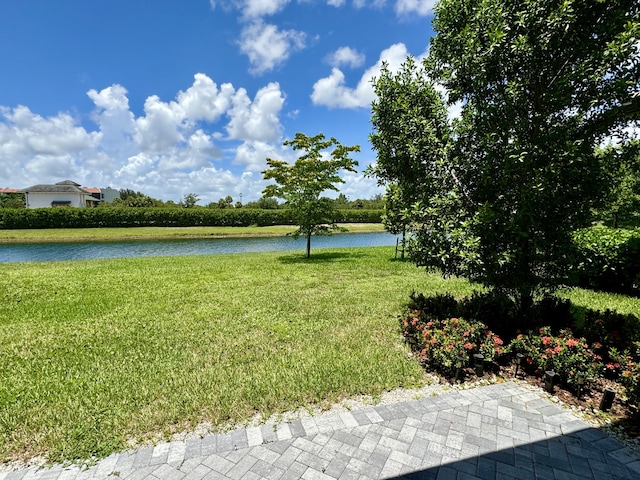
(277, 251), (365, 264)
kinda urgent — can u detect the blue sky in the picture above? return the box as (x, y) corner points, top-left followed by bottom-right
(0, 0), (436, 204)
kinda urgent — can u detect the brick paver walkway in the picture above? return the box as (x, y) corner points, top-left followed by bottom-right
(3, 382), (639, 479)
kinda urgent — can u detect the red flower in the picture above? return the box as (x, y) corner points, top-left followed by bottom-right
(426, 321), (435, 328)
(526, 357), (533, 365)
(542, 336), (552, 345)
(565, 339), (578, 347)
(464, 342), (474, 350)
(493, 337), (504, 346)
(554, 345), (562, 354)
(546, 348), (554, 356)
(463, 331), (470, 337)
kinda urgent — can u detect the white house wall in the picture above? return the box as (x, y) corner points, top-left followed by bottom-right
(26, 193), (85, 208)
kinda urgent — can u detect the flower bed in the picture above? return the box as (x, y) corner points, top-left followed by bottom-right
(400, 295), (640, 416)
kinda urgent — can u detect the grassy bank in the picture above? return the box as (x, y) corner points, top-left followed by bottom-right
(0, 223), (385, 243)
(0, 246), (470, 464)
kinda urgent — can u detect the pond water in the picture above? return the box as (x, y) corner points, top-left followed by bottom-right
(0, 232), (399, 263)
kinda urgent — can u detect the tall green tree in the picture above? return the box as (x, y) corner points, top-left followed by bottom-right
(262, 132), (359, 258)
(369, 57), (451, 210)
(182, 193), (200, 208)
(369, 57), (452, 262)
(418, 0), (640, 315)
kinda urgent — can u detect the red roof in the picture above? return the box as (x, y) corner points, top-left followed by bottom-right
(83, 187), (101, 194)
(0, 188), (18, 193)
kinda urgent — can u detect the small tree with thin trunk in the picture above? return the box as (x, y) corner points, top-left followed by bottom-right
(262, 132), (359, 258)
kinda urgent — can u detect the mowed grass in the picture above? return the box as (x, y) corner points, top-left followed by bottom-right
(0, 246), (473, 464)
(4, 244), (640, 466)
(0, 224), (385, 243)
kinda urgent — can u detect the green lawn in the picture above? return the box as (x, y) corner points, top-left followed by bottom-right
(0, 223), (385, 243)
(0, 246), (471, 464)
(3, 245), (639, 466)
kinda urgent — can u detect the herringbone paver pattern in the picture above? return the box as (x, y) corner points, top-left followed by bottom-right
(3, 382), (639, 479)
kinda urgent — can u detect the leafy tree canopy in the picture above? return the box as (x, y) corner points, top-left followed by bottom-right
(370, 0), (639, 317)
(262, 132), (359, 257)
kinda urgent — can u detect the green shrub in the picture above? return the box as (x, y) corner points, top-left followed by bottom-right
(573, 308), (640, 354)
(406, 292), (459, 320)
(572, 227), (640, 295)
(401, 310), (504, 378)
(505, 327), (602, 391)
(609, 342), (640, 407)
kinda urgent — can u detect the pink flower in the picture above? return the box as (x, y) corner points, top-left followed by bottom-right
(566, 339), (578, 347)
(554, 345), (562, 354)
(542, 336), (552, 345)
(464, 342), (474, 350)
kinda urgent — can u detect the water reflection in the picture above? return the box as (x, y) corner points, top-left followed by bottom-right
(0, 232), (398, 263)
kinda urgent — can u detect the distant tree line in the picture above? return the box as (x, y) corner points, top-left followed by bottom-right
(110, 189), (384, 211)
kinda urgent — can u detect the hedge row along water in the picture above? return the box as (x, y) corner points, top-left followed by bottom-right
(0, 207), (383, 229)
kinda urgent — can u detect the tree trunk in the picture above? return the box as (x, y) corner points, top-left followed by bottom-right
(401, 226), (406, 259)
(516, 287), (535, 323)
(306, 232), (311, 258)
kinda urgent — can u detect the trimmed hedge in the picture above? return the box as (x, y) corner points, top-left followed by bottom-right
(572, 227), (640, 295)
(0, 207), (382, 229)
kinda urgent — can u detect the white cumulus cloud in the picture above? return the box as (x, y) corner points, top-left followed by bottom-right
(326, 46), (365, 68)
(226, 83), (285, 142)
(0, 73), (290, 204)
(311, 42), (420, 108)
(177, 74), (235, 123)
(239, 20), (306, 75)
(394, 0), (437, 16)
